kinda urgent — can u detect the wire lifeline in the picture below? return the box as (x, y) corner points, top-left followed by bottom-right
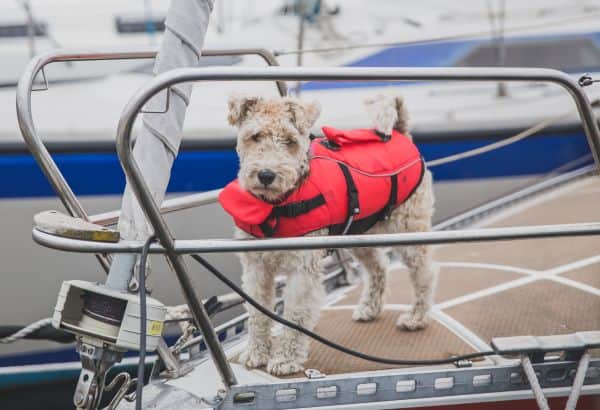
(189, 254), (497, 366)
(136, 235), (156, 410)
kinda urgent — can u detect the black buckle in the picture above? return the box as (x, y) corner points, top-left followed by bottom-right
(373, 129), (391, 142)
(320, 139), (341, 151)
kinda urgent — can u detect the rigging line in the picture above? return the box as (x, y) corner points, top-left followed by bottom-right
(427, 97), (599, 167)
(273, 11), (600, 56)
(426, 112), (572, 167)
(0, 318), (52, 344)
(189, 254), (497, 366)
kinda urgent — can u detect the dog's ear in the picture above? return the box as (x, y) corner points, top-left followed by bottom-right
(228, 95), (261, 127)
(285, 99), (321, 134)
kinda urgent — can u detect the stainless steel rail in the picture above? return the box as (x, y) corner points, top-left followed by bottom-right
(90, 188), (221, 226)
(115, 68), (600, 259)
(111, 66), (600, 387)
(15, 49), (286, 386)
(16, 48), (286, 268)
(15, 47), (285, 225)
(33, 222), (600, 254)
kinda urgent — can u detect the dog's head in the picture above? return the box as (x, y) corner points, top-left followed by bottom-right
(228, 95), (320, 203)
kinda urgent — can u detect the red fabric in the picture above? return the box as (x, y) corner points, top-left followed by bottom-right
(219, 128), (424, 238)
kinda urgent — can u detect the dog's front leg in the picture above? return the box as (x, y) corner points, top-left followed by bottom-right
(238, 251), (275, 369)
(267, 250), (325, 376)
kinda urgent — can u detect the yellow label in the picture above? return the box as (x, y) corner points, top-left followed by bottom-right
(148, 321), (164, 336)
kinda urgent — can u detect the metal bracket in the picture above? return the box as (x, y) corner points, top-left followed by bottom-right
(140, 88), (171, 114)
(579, 73), (600, 87)
(31, 67), (48, 91)
(103, 372), (136, 410)
(128, 256), (153, 293)
(73, 341), (123, 409)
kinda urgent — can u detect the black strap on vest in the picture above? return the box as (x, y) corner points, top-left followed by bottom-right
(381, 175), (398, 220)
(272, 194), (325, 218)
(373, 129), (391, 142)
(259, 194), (326, 237)
(332, 163), (360, 235)
(259, 220), (276, 237)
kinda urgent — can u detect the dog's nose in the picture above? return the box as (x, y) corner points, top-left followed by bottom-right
(258, 169), (276, 186)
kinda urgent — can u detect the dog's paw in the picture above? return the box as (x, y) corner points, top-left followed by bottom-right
(352, 303), (381, 322)
(267, 357), (304, 376)
(239, 347), (269, 369)
(396, 312), (428, 331)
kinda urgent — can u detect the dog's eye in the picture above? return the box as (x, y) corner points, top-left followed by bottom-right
(283, 139), (297, 146)
(251, 133), (261, 142)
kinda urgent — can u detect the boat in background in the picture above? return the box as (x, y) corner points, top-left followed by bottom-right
(1, 1), (600, 400)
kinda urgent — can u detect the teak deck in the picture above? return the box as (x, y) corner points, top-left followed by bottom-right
(248, 175), (600, 378)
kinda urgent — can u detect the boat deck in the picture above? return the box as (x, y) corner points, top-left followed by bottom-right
(246, 174), (600, 378)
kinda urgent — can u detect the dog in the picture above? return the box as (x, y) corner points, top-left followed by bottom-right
(220, 94), (437, 376)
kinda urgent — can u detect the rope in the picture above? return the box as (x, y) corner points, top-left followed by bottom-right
(0, 318), (52, 344)
(426, 112), (572, 167)
(521, 355), (550, 410)
(565, 351), (591, 410)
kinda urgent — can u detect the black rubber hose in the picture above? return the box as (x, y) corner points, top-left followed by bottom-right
(136, 235), (155, 410)
(0, 325), (74, 343)
(190, 253), (498, 366)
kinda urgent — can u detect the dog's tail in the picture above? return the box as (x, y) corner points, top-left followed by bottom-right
(364, 95), (409, 137)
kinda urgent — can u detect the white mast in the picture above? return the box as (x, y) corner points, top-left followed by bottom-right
(107, 0), (214, 289)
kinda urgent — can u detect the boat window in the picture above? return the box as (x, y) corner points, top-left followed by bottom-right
(115, 16), (166, 34)
(455, 37), (600, 71)
(0, 22), (47, 38)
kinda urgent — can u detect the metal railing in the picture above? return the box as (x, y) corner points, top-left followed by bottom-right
(107, 66), (600, 387)
(18, 64), (600, 388)
(16, 47), (287, 268)
(15, 48), (287, 384)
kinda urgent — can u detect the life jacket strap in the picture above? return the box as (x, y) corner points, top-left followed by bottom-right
(335, 163), (360, 235)
(372, 129), (391, 142)
(259, 194), (327, 237)
(259, 220), (277, 237)
(381, 175), (398, 220)
(272, 194), (326, 218)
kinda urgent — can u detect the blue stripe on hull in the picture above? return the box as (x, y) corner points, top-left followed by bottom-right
(0, 131), (591, 199)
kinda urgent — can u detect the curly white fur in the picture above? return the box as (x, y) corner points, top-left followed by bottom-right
(229, 94), (437, 376)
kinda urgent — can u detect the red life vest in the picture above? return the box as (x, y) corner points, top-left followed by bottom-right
(218, 127), (424, 238)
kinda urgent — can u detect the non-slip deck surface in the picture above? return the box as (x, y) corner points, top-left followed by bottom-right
(301, 310), (476, 375)
(291, 176), (600, 377)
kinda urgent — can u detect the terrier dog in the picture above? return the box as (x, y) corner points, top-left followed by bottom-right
(223, 94), (437, 376)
